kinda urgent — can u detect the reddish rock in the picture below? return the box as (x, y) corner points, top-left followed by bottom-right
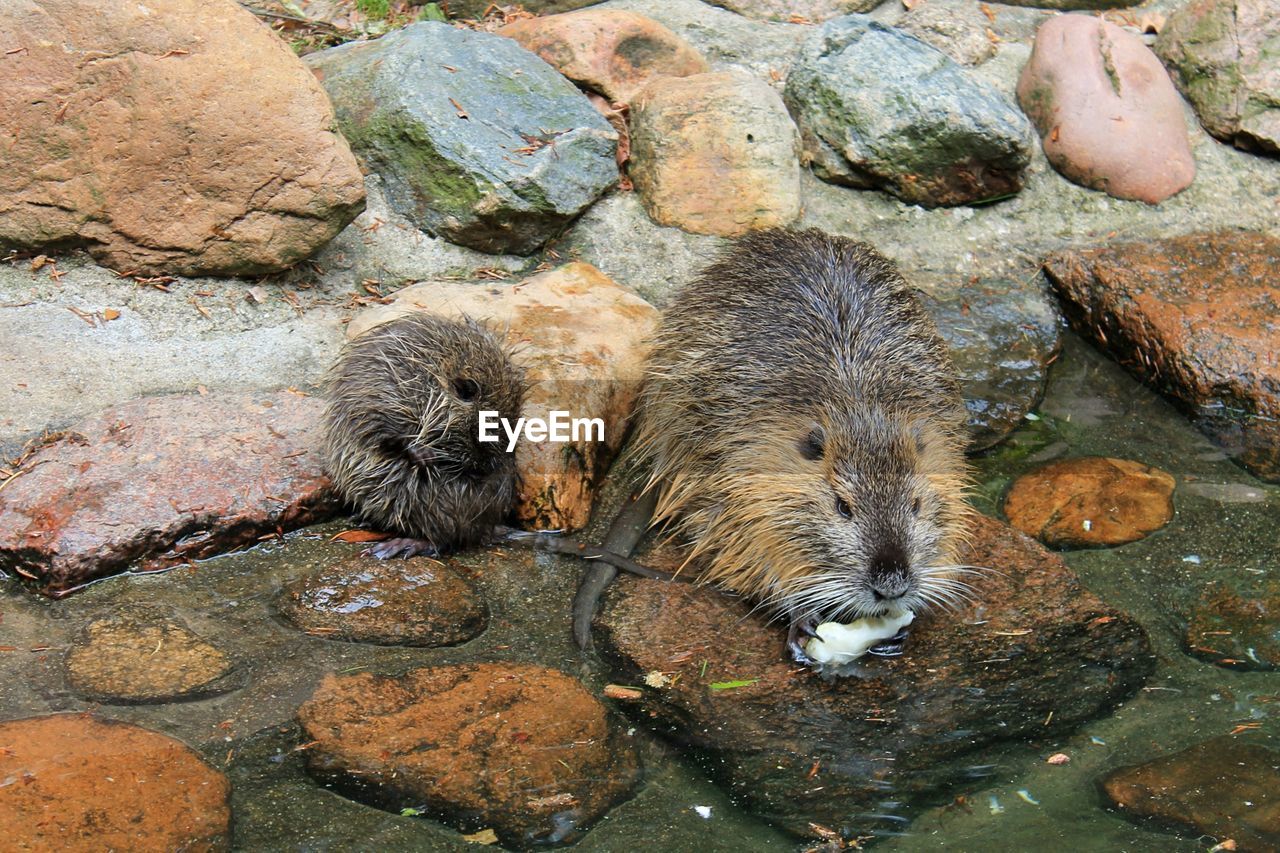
(0, 391), (339, 596)
(297, 663), (639, 848)
(629, 72), (801, 236)
(0, 715), (231, 851)
(594, 514), (1154, 840)
(1101, 737), (1280, 850)
(0, 0), (365, 276)
(1003, 456), (1176, 549)
(346, 263), (658, 532)
(1018, 15), (1195, 203)
(278, 551), (488, 646)
(1044, 232), (1280, 482)
(499, 9), (708, 105)
(1185, 580), (1280, 671)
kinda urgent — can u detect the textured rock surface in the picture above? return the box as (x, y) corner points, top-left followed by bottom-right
(996, 0), (1139, 8)
(0, 0), (364, 276)
(0, 715), (231, 851)
(1003, 457), (1176, 548)
(595, 514), (1154, 839)
(900, 0), (998, 66)
(705, 0), (887, 20)
(1185, 580), (1280, 671)
(1101, 737), (1280, 849)
(1156, 0), (1280, 154)
(499, 9), (707, 104)
(446, 0), (605, 15)
(1044, 231), (1280, 482)
(1018, 15), (1196, 204)
(278, 551), (488, 646)
(347, 263), (657, 531)
(785, 16), (1034, 207)
(0, 391), (338, 595)
(66, 613), (241, 703)
(630, 71), (800, 235)
(298, 663), (639, 848)
(309, 22), (617, 255)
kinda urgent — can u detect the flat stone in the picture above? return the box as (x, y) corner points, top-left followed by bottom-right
(308, 21), (617, 256)
(66, 613), (241, 703)
(785, 16), (1034, 207)
(1156, 0), (1280, 154)
(1003, 457), (1176, 548)
(297, 663), (639, 847)
(630, 71), (801, 236)
(996, 0), (1139, 8)
(900, 0), (999, 66)
(0, 715), (231, 851)
(1185, 580), (1280, 671)
(1043, 231), (1280, 482)
(1018, 15), (1196, 204)
(499, 9), (708, 105)
(594, 514), (1154, 840)
(0, 391), (338, 596)
(0, 0), (365, 276)
(346, 262), (658, 532)
(445, 0), (604, 15)
(278, 551), (488, 646)
(1101, 737), (1280, 849)
(704, 0), (887, 21)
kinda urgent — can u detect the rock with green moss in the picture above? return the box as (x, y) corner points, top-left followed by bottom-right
(784, 16), (1034, 207)
(308, 22), (618, 254)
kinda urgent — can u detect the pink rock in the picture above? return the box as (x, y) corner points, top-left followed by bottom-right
(1018, 14), (1195, 203)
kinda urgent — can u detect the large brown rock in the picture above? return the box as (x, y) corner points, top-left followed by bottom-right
(1156, 0), (1280, 154)
(1044, 232), (1280, 482)
(1018, 15), (1195, 203)
(346, 263), (658, 531)
(499, 9), (708, 105)
(1003, 456), (1176, 549)
(297, 663), (639, 848)
(0, 715), (231, 851)
(0, 391), (339, 595)
(0, 0), (365, 276)
(594, 514), (1154, 841)
(1101, 737), (1280, 850)
(630, 72), (801, 236)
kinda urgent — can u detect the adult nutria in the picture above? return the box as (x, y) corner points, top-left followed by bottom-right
(631, 229), (974, 663)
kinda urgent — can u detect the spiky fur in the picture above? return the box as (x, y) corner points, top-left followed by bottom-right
(634, 229), (973, 624)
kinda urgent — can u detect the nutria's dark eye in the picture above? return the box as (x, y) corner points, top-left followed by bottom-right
(911, 497), (922, 516)
(452, 377), (480, 402)
(799, 425), (825, 461)
(835, 496), (852, 519)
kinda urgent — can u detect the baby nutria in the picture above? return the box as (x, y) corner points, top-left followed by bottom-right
(632, 229), (974, 663)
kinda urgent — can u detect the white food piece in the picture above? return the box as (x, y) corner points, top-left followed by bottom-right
(804, 610), (915, 667)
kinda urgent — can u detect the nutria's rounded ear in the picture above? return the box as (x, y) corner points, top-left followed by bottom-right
(798, 424), (825, 461)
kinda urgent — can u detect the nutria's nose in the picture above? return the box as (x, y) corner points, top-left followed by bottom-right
(869, 545), (911, 599)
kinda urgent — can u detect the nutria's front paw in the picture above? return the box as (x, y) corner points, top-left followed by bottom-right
(362, 537), (440, 560)
(787, 616), (820, 664)
(865, 627), (910, 658)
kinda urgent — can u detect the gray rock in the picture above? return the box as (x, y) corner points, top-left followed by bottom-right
(704, 0), (887, 22)
(1156, 0), (1280, 155)
(784, 15), (1035, 207)
(308, 22), (618, 255)
(443, 0), (604, 16)
(900, 0), (998, 66)
(994, 0), (1137, 9)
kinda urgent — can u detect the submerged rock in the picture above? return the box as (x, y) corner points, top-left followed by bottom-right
(0, 0), (365, 276)
(630, 71), (801, 236)
(346, 262), (658, 532)
(1156, 0), (1280, 155)
(1018, 15), (1195, 204)
(499, 9), (708, 105)
(0, 715), (231, 851)
(784, 16), (1034, 207)
(594, 514), (1154, 842)
(1044, 231), (1280, 483)
(309, 22), (617, 255)
(1101, 737), (1280, 849)
(297, 663), (639, 849)
(1185, 580), (1280, 671)
(278, 551), (488, 646)
(0, 391), (337, 595)
(1003, 457), (1176, 549)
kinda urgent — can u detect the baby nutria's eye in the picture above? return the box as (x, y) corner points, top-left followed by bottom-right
(452, 377), (480, 402)
(911, 497), (922, 516)
(835, 496), (853, 519)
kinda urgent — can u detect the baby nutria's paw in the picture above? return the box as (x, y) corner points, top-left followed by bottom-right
(865, 627), (911, 658)
(362, 537), (441, 559)
(787, 616), (821, 665)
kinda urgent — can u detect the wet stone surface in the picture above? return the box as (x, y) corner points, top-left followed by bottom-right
(1003, 456), (1176, 549)
(1185, 580), (1280, 671)
(278, 551), (488, 647)
(65, 611), (241, 704)
(0, 714), (231, 851)
(297, 662), (640, 849)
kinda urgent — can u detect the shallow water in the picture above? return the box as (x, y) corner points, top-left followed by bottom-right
(1, 329), (1276, 851)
